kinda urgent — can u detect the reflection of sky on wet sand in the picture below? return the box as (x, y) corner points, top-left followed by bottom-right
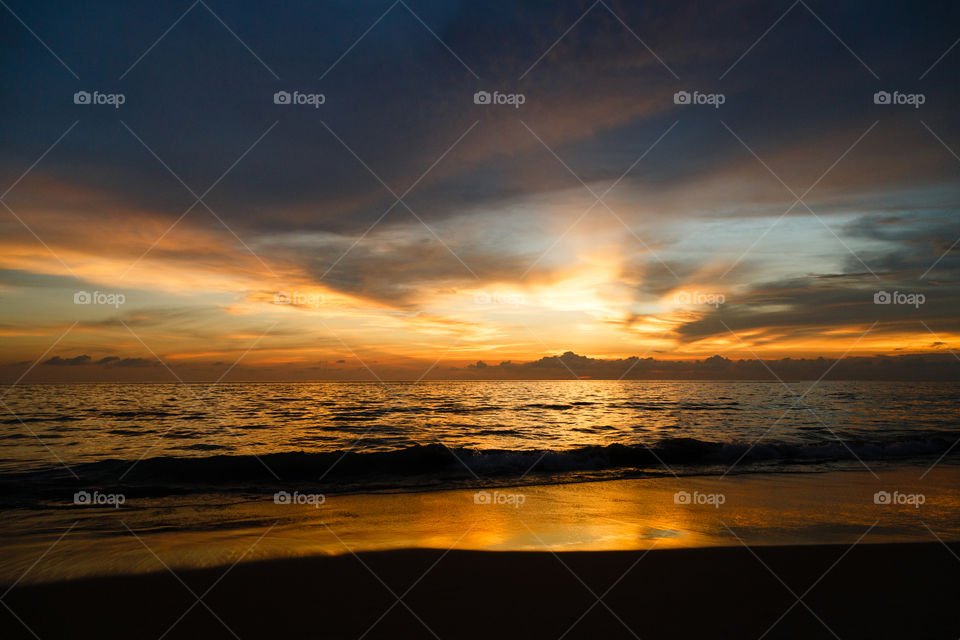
(3, 465), (958, 584)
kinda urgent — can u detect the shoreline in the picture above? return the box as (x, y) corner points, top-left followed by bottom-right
(3, 542), (959, 639)
(2, 464), (958, 587)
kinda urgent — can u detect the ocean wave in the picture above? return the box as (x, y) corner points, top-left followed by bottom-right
(1, 436), (954, 500)
(1, 415), (82, 424)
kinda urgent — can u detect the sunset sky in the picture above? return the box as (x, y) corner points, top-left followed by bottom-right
(2, 0), (959, 381)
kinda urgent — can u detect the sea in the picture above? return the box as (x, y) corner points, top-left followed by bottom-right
(1, 380), (958, 582)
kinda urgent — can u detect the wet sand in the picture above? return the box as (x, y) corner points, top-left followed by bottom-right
(3, 542), (959, 639)
(3, 466), (958, 637)
(3, 464), (959, 585)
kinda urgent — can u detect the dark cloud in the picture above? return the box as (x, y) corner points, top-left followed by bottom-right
(3, 0), (958, 238)
(39, 354), (157, 368)
(42, 355), (91, 366)
(461, 350), (960, 381)
(95, 356), (155, 368)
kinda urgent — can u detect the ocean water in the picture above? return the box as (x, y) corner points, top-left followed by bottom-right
(2, 380), (959, 583)
(2, 380), (958, 499)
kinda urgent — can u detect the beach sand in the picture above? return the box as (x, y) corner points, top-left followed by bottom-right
(3, 466), (958, 637)
(4, 465), (959, 585)
(3, 542), (959, 639)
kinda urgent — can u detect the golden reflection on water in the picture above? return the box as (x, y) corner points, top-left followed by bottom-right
(6, 465), (959, 585)
(275, 465), (960, 554)
(8, 381), (956, 470)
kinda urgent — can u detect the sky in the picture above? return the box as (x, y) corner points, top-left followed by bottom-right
(1, 0), (959, 381)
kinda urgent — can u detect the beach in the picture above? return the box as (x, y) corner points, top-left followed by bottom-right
(2, 464), (958, 583)
(4, 542), (959, 639)
(2, 383), (958, 637)
(3, 464), (959, 638)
